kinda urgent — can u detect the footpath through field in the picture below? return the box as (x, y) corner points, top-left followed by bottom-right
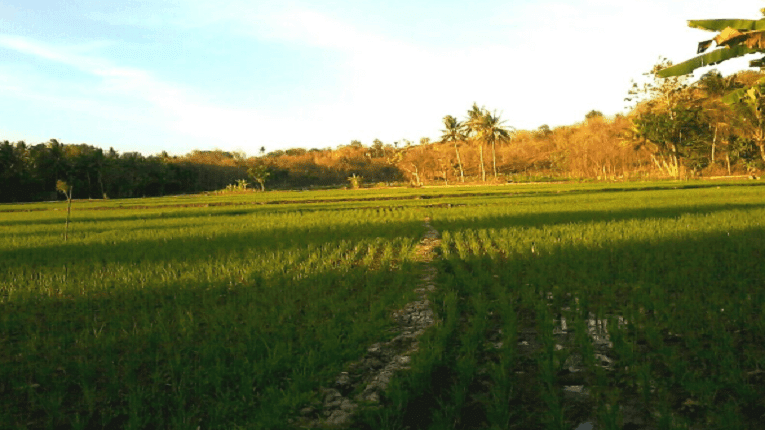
(296, 218), (441, 427)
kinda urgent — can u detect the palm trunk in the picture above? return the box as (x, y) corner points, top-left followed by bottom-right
(455, 144), (464, 182)
(479, 144), (486, 182)
(492, 140), (497, 179)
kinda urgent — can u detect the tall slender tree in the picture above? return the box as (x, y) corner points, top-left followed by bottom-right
(440, 115), (466, 182)
(478, 110), (513, 179)
(464, 103), (487, 181)
(463, 104), (513, 180)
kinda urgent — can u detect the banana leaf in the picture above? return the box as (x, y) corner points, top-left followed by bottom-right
(716, 29), (765, 49)
(750, 56), (765, 67)
(721, 78), (765, 105)
(722, 87), (749, 104)
(657, 45), (763, 77)
(697, 39), (714, 53)
(689, 19), (765, 32)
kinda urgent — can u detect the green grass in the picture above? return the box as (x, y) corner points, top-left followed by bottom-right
(1, 199), (427, 428)
(2, 180), (765, 429)
(423, 184), (765, 429)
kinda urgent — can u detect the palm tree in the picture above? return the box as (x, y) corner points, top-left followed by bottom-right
(440, 115), (466, 182)
(463, 104), (513, 181)
(464, 103), (487, 181)
(479, 110), (513, 179)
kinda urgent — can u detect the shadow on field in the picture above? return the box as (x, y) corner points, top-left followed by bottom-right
(389, 225), (765, 430)
(0, 202), (417, 228)
(5, 180), (764, 226)
(1, 246), (422, 430)
(1, 218), (425, 270)
(0, 207), (268, 227)
(4, 204), (765, 429)
(434, 202), (765, 233)
(7, 201), (765, 271)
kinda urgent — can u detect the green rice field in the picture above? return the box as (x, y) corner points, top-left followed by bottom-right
(2, 180), (765, 429)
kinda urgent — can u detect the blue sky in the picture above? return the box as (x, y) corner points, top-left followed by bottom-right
(1, 1), (763, 156)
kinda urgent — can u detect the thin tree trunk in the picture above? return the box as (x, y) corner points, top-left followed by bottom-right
(726, 153), (731, 175)
(650, 154), (663, 173)
(492, 140), (497, 179)
(98, 169), (106, 199)
(711, 125), (718, 164)
(86, 171), (92, 199)
(479, 144), (486, 182)
(411, 164), (421, 186)
(65, 187), (73, 242)
(455, 144), (464, 182)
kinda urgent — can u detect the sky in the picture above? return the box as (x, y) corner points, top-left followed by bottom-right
(1, 1), (764, 156)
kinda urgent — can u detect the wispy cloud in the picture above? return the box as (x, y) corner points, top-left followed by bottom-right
(0, 33), (288, 152)
(8, 0), (764, 154)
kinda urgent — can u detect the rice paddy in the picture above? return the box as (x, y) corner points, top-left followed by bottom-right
(2, 180), (764, 429)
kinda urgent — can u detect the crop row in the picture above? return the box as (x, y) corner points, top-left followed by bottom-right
(365, 185), (765, 429)
(1, 204), (425, 428)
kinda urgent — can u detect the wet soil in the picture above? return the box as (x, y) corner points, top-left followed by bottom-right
(293, 219), (441, 428)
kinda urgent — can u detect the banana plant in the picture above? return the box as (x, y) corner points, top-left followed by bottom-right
(723, 79), (765, 162)
(656, 8), (765, 163)
(657, 10), (765, 78)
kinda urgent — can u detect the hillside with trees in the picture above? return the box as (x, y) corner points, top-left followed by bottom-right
(3, 67), (765, 203)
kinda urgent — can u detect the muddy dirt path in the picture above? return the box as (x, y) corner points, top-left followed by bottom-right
(294, 218), (441, 428)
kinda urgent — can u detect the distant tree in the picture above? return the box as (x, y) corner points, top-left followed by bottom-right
(630, 59), (694, 176)
(480, 110), (513, 179)
(585, 110), (604, 121)
(697, 70), (737, 170)
(56, 180), (73, 241)
(247, 162), (271, 191)
(537, 124), (552, 137)
(347, 173), (362, 189)
(464, 103), (488, 181)
(464, 104), (513, 180)
(371, 139), (385, 157)
(419, 137), (431, 146)
(440, 115), (466, 182)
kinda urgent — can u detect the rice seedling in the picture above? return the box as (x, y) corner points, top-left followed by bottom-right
(3, 180), (765, 428)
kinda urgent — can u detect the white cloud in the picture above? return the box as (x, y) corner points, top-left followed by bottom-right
(0, 34), (288, 152)
(6, 0), (765, 154)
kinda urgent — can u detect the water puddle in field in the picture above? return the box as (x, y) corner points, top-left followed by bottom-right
(541, 294), (653, 429)
(294, 218), (441, 428)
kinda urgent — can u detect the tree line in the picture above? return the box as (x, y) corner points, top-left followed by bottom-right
(3, 67), (765, 203)
(0, 141), (246, 202)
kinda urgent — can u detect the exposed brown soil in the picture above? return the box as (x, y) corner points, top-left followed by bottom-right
(292, 219), (440, 428)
